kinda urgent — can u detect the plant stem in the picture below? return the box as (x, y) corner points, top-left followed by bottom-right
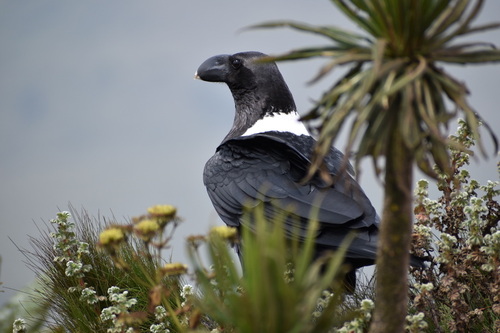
(370, 124), (414, 333)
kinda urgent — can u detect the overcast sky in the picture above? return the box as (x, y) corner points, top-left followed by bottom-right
(1, 1), (499, 306)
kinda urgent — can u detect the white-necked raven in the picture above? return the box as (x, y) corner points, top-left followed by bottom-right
(196, 51), (422, 288)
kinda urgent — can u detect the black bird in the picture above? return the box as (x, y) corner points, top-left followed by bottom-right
(196, 51), (420, 288)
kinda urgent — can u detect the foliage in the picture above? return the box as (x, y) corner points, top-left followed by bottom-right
(410, 119), (500, 333)
(9, 203), (369, 333)
(254, 0), (500, 178)
(17, 205), (185, 333)
(187, 206), (355, 333)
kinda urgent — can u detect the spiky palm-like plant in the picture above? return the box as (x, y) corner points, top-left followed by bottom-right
(256, 1), (500, 331)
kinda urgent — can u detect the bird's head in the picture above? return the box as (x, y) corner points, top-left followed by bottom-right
(195, 51), (296, 116)
(195, 51), (269, 87)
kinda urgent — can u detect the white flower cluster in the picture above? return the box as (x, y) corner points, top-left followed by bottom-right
(312, 290), (333, 318)
(481, 230), (500, 272)
(405, 312), (428, 332)
(80, 287), (99, 304)
(154, 305), (168, 321)
(414, 282), (434, 293)
(180, 284), (194, 308)
(149, 323), (170, 333)
(150, 306), (170, 333)
(464, 196), (488, 246)
(180, 284), (194, 299)
(12, 318), (26, 333)
(436, 233), (458, 264)
(49, 211), (91, 280)
(413, 224), (433, 248)
(64, 260), (91, 278)
(100, 286), (138, 333)
(332, 299), (374, 333)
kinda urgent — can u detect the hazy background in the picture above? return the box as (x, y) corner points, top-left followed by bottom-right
(1, 1), (499, 306)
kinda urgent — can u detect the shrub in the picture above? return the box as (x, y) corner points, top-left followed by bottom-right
(411, 120), (500, 332)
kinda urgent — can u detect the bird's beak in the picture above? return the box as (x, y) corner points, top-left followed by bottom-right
(195, 54), (230, 82)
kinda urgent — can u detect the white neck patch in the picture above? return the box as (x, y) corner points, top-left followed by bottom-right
(242, 111), (309, 137)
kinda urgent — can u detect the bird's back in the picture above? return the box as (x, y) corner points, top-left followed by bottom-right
(204, 131), (380, 267)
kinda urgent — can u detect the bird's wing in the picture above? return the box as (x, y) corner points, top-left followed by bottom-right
(204, 132), (378, 244)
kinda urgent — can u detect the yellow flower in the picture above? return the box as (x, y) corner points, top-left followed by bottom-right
(186, 235), (206, 248)
(147, 205), (177, 227)
(99, 228), (125, 246)
(161, 262), (188, 276)
(210, 225), (238, 241)
(134, 219), (160, 241)
(147, 205), (177, 218)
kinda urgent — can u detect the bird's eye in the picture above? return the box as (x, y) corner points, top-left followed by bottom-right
(230, 58), (242, 70)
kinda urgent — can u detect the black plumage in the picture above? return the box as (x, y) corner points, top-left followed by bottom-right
(196, 51), (421, 287)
